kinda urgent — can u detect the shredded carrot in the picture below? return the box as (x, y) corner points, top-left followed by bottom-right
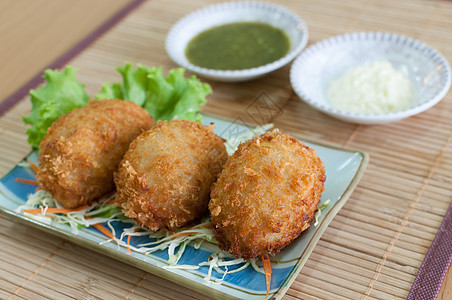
(15, 178), (39, 185)
(262, 254), (272, 298)
(105, 199), (116, 205)
(193, 223), (213, 230)
(170, 231), (197, 238)
(23, 204), (89, 214)
(84, 216), (115, 239)
(91, 223), (115, 239)
(127, 234), (132, 254)
(127, 228), (140, 254)
(27, 161), (39, 173)
(35, 187), (41, 192)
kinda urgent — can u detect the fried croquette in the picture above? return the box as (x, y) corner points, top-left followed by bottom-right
(114, 119), (228, 231)
(36, 99), (154, 209)
(209, 130), (326, 259)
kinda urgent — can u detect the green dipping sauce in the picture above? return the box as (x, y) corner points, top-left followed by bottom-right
(185, 22), (290, 70)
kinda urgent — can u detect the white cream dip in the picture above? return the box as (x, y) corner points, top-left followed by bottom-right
(327, 61), (413, 114)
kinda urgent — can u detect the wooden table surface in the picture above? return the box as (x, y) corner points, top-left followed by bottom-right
(0, 0), (451, 299)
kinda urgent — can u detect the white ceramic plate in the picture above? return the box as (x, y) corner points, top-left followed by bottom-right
(0, 115), (368, 299)
(290, 32), (451, 124)
(166, 1), (308, 82)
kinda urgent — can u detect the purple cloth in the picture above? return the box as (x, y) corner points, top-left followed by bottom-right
(408, 202), (452, 299)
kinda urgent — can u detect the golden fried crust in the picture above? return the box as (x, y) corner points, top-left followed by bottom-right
(36, 99), (154, 209)
(114, 119), (228, 231)
(209, 130), (326, 259)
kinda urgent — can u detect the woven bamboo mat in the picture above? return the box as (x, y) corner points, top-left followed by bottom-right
(0, 0), (132, 107)
(1, 0), (452, 299)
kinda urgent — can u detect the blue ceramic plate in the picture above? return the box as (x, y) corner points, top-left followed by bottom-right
(0, 115), (368, 299)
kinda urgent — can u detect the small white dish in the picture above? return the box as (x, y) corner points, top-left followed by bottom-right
(290, 32), (451, 124)
(166, 1), (308, 82)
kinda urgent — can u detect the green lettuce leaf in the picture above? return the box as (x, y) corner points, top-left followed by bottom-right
(22, 64), (211, 150)
(96, 64), (211, 121)
(22, 67), (90, 149)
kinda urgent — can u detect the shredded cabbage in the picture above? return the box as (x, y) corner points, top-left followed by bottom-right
(225, 123), (274, 155)
(314, 199), (331, 227)
(17, 189), (251, 283)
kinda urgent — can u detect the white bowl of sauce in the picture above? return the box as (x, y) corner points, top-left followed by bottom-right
(166, 1), (308, 82)
(290, 32), (451, 124)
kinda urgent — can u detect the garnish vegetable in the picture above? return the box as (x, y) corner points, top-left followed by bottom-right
(262, 253), (272, 297)
(23, 64), (212, 149)
(22, 67), (90, 150)
(96, 64), (211, 122)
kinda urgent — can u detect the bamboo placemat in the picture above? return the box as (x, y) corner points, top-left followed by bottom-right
(0, 0), (133, 108)
(1, 0), (452, 299)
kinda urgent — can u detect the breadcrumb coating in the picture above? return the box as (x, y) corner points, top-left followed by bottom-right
(114, 119), (228, 231)
(36, 99), (154, 209)
(209, 130), (326, 259)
